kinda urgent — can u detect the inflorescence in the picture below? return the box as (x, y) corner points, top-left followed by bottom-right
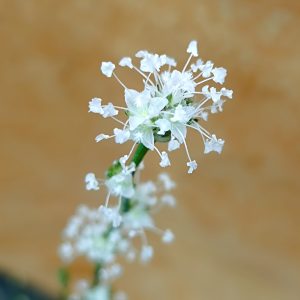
(58, 40), (232, 300)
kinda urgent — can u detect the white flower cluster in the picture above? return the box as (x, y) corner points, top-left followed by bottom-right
(89, 40), (233, 173)
(59, 172), (176, 299)
(68, 280), (127, 300)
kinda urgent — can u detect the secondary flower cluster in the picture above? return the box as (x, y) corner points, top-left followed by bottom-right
(59, 169), (176, 300)
(89, 40), (233, 173)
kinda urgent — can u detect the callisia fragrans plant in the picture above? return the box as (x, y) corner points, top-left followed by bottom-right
(58, 40), (233, 300)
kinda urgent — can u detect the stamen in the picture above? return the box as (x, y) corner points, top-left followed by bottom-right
(105, 192), (111, 207)
(111, 116), (126, 126)
(193, 71), (203, 81)
(113, 72), (127, 89)
(182, 53), (193, 73)
(196, 76), (213, 86)
(177, 130), (192, 163)
(133, 65), (155, 87)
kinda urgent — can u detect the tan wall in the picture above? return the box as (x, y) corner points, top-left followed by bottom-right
(1, 0), (300, 299)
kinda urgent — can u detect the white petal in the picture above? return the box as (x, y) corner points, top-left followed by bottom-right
(148, 97), (168, 117)
(128, 115), (145, 131)
(101, 61), (115, 77)
(140, 127), (155, 150)
(170, 122), (187, 144)
(119, 57), (133, 69)
(168, 139), (180, 151)
(187, 40), (198, 57)
(155, 119), (171, 135)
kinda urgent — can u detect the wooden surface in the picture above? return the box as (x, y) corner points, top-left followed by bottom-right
(1, 0), (300, 299)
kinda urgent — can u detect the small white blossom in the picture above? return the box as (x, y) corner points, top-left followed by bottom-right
(187, 160), (197, 174)
(221, 87), (233, 98)
(95, 134), (110, 142)
(162, 229), (174, 244)
(106, 170), (135, 198)
(160, 151), (171, 168)
(85, 173), (100, 191)
(212, 67), (227, 84)
(113, 291), (127, 300)
(161, 194), (176, 207)
(58, 242), (74, 263)
(140, 245), (153, 263)
(204, 134), (224, 154)
(101, 61), (115, 77)
(89, 98), (103, 114)
(119, 57), (133, 69)
(85, 285), (110, 300)
(158, 173), (176, 191)
(114, 128), (130, 144)
(187, 40), (198, 57)
(99, 206), (122, 228)
(200, 60), (214, 78)
(102, 103), (118, 118)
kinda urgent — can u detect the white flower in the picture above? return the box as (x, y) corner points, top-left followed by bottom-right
(221, 87), (233, 98)
(58, 242), (74, 263)
(102, 103), (118, 118)
(91, 40), (232, 172)
(204, 134), (224, 154)
(200, 60), (214, 77)
(160, 151), (171, 168)
(113, 291), (127, 300)
(162, 229), (174, 244)
(106, 170), (134, 198)
(85, 285), (110, 300)
(140, 53), (162, 72)
(187, 40), (198, 57)
(140, 245), (153, 263)
(89, 98), (103, 114)
(95, 134), (110, 142)
(158, 173), (176, 190)
(161, 194), (176, 207)
(125, 89), (167, 131)
(85, 173), (100, 190)
(99, 206), (122, 228)
(119, 57), (133, 69)
(114, 128), (130, 144)
(101, 61), (115, 77)
(191, 59), (204, 72)
(187, 160), (197, 174)
(212, 67), (227, 84)
(123, 206), (154, 230)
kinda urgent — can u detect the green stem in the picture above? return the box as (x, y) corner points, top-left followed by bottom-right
(121, 143), (149, 213)
(131, 143), (149, 169)
(92, 262), (102, 287)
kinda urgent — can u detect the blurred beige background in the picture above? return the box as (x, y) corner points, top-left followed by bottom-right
(1, 0), (300, 299)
